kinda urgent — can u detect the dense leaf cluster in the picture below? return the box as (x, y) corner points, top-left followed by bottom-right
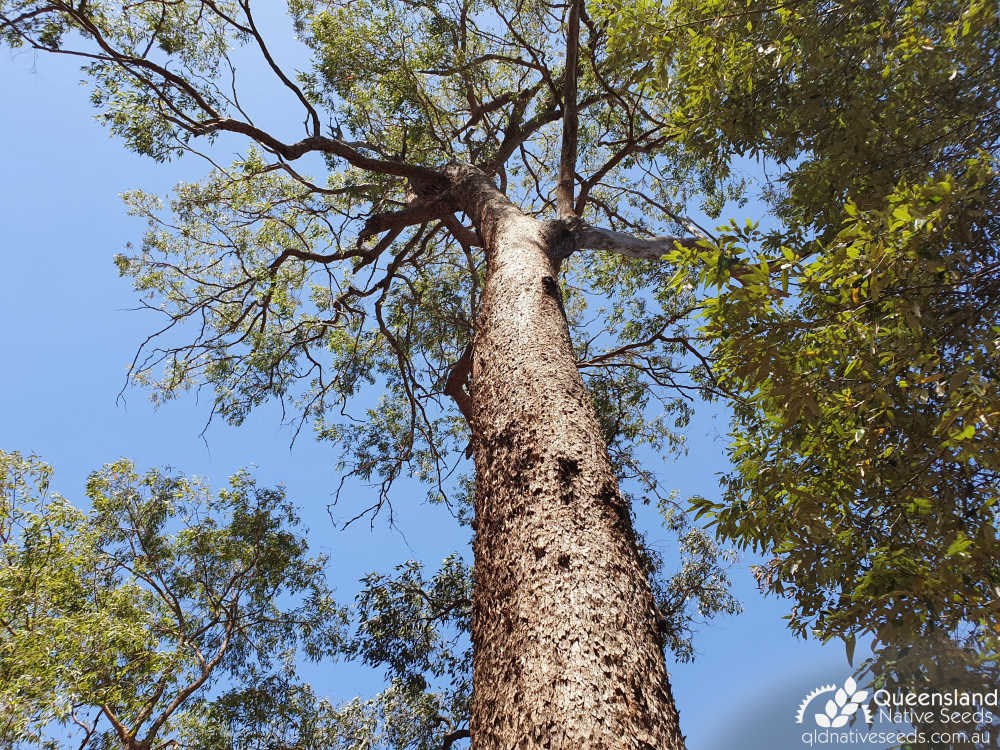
(600, 0), (1000, 728)
(0, 451), (344, 749)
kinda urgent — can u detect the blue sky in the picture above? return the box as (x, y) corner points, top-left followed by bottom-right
(0, 24), (880, 749)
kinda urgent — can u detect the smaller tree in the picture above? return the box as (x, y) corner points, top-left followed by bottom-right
(0, 451), (345, 750)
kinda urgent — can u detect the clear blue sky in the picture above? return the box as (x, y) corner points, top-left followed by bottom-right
(0, 23), (880, 749)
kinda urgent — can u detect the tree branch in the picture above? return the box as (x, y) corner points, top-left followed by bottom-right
(556, 0), (582, 219)
(572, 224), (697, 259)
(237, 1), (321, 136)
(573, 224), (790, 296)
(444, 343), (475, 429)
(146, 617), (236, 740)
(443, 728), (472, 749)
(99, 704), (132, 748)
(2, 5), (444, 183)
(575, 132), (667, 215)
(442, 216), (481, 248)
(359, 195), (456, 241)
(192, 119), (443, 181)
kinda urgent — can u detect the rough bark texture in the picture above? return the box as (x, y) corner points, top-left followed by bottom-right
(456, 173), (687, 750)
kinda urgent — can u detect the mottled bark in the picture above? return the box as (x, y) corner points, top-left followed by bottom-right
(454, 172), (687, 750)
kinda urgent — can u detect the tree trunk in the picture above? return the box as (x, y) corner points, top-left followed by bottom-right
(457, 172), (687, 750)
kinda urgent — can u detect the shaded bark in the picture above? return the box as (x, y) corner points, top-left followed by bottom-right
(454, 172), (686, 750)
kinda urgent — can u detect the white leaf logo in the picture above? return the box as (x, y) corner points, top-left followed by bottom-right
(825, 699), (838, 719)
(800, 677), (871, 728)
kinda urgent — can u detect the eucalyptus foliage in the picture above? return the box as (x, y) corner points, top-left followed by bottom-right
(0, 451), (345, 749)
(0, 449), (737, 749)
(0, 0), (727, 508)
(0, 0), (764, 744)
(6, 0), (997, 737)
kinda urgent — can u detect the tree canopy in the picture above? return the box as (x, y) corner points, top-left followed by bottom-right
(0, 0), (740, 513)
(2, 0), (999, 745)
(0, 450), (344, 749)
(0, 1), (749, 743)
(600, 0), (1000, 723)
